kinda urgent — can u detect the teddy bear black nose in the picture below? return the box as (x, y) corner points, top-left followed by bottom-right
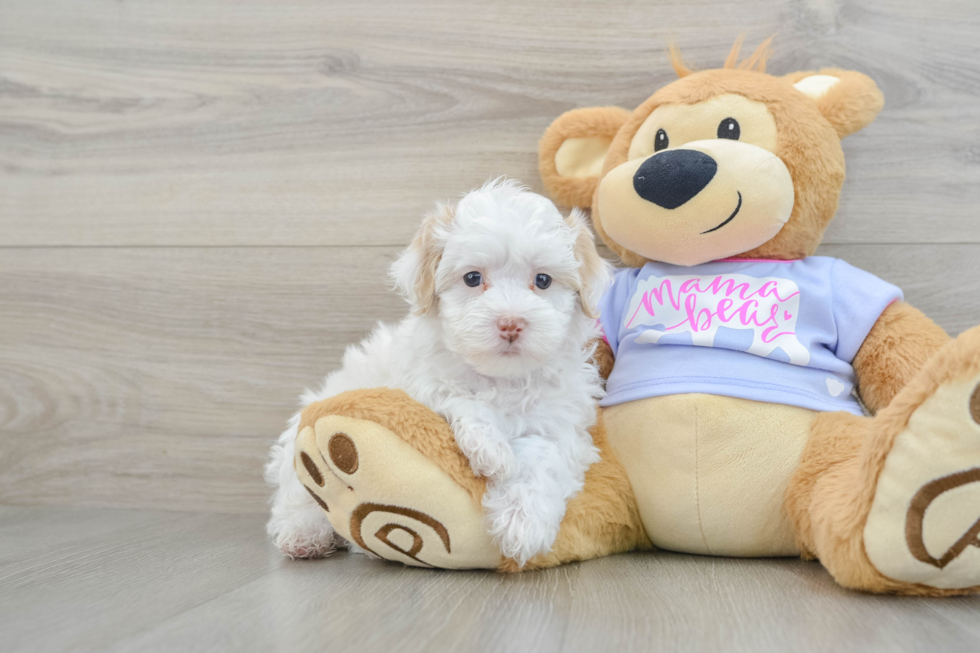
(633, 150), (718, 209)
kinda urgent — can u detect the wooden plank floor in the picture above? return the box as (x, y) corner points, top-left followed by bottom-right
(2, 0), (980, 650)
(2, 0), (979, 515)
(1, 506), (978, 653)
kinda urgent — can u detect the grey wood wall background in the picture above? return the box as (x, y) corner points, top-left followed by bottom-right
(2, 0), (979, 515)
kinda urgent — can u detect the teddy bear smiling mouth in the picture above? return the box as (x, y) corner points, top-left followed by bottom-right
(700, 191), (742, 235)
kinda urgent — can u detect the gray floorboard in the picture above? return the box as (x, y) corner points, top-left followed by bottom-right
(1, 507), (978, 653)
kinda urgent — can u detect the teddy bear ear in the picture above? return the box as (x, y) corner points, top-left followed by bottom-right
(539, 106), (632, 208)
(786, 68), (885, 138)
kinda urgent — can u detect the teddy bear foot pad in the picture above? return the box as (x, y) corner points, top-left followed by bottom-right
(864, 362), (980, 589)
(294, 413), (501, 570)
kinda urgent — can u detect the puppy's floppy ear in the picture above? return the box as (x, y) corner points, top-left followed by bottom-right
(786, 68), (884, 138)
(390, 202), (455, 315)
(565, 208), (613, 319)
(539, 106), (632, 208)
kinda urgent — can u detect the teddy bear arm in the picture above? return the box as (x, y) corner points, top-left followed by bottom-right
(852, 301), (950, 413)
(296, 388), (646, 570)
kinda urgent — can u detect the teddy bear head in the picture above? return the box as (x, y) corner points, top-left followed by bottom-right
(539, 38), (885, 267)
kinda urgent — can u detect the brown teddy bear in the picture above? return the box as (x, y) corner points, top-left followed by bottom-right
(294, 39), (980, 595)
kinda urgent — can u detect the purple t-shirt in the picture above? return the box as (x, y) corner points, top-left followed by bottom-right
(598, 257), (902, 415)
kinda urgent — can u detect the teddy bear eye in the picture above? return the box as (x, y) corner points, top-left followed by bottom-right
(654, 128), (669, 152)
(535, 274), (552, 290)
(463, 271), (482, 287)
(718, 117), (740, 140)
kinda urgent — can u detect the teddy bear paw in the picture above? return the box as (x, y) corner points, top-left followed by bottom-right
(293, 411), (502, 570)
(864, 335), (980, 590)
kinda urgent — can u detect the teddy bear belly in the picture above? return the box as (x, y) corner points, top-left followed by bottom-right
(603, 393), (816, 557)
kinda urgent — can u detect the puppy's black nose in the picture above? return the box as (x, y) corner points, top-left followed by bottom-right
(633, 150), (718, 209)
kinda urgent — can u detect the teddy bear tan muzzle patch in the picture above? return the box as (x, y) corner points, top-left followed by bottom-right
(598, 139), (795, 266)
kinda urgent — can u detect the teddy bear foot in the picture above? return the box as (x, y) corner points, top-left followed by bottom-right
(292, 388), (501, 570)
(863, 326), (980, 591)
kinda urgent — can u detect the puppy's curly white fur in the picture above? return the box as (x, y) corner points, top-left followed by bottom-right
(265, 179), (612, 566)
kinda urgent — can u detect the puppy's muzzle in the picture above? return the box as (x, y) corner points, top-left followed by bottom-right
(633, 149), (718, 209)
(497, 317), (526, 343)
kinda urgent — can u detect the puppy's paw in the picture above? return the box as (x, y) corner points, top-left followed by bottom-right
(453, 418), (514, 479)
(273, 524), (340, 560)
(467, 438), (515, 479)
(484, 485), (561, 568)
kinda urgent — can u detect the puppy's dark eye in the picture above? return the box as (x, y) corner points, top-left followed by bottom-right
(654, 128), (669, 152)
(463, 271), (482, 287)
(718, 118), (740, 140)
(535, 274), (552, 290)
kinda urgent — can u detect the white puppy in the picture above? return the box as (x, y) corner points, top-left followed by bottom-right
(265, 179), (612, 566)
